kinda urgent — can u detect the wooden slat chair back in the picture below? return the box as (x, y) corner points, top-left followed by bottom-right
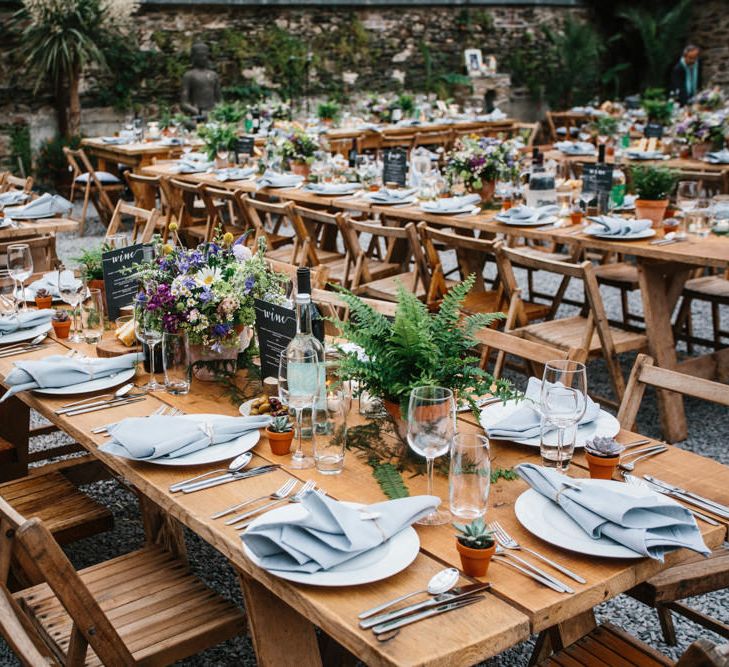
(380, 131), (416, 158)
(0, 496), (244, 666)
(355, 132), (382, 155)
(311, 287), (397, 336)
(326, 136), (354, 158)
(265, 259), (329, 291)
(514, 122), (540, 148)
(199, 184), (248, 243)
(123, 172), (168, 236)
(105, 200), (161, 244)
(496, 245), (648, 405)
(0, 173), (34, 194)
(412, 129), (453, 153)
(239, 196), (297, 260)
(288, 205), (348, 275)
(169, 178), (211, 246)
(672, 168), (729, 196)
(0, 236), (56, 273)
(545, 111), (590, 143)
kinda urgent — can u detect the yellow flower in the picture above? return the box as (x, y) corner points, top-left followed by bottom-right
(223, 232), (234, 246)
(168, 222), (179, 232)
(162, 244), (173, 255)
(489, 383), (498, 394)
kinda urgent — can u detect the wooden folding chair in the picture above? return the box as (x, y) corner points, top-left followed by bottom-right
(412, 129), (453, 154)
(496, 245), (648, 406)
(0, 172), (34, 194)
(311, 287), (397, 336)
(125, 172), (161, 212)
(672, 168), (729, 197)
(514, 122), (540, 148)
(265, 259), (329, 291)
(105, 200), (161, 244)
(198, 184), (249, 243)
(63, 147), (122, 234)
(169, 178), (211, 246)
(0, 497), (244, 666)
(0, 235), (57, 273)
(674, 268), (729, 350)
(545, 111), (590, 143)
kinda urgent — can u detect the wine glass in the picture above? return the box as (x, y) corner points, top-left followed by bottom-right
(57, 266), (86, 343)
(134, 308), (165, 391)
(0, 270), (19, 330)
(7, 244), (33, 312)
(578, 185), (595, 215)
(676, 180), (698, 217)
(539, 360), (587, 471)
(279, 349), (320, 470)
(216, 143), (229, 166)
(407, 386), (455, 526)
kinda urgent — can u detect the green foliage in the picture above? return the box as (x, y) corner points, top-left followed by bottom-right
(317, 100), (341, 123)
(34, 134), (82, 188)
(395, 94), (415, 116)
(369, 461), (410, 499)
(332, 276), (518, 414)
(454, 517), (494, 549)
(197, 123), (238, 161)
(223, 82), (271, 104)
(209, 101), (247, 124)
(595, 116), (619, 137)
(641, 90), (673, 124)
(9, 123), (31, 176)
(491, 467), (519, 483)
(630, 165), (677, 200)
(269, 415), (292, 433)
(74, 244), (107, 281)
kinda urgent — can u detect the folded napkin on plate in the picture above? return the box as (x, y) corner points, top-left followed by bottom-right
(0, 352), (139, 402)
(626, 150), (666, 160)
(0, 309), (53, 336)
(485, 377), (599, 440)
(421, 194), (481, 213)
(614, 194), (636, 209)
(555, 141), (596, 155)
(515, 463), (710, 560)
(256, 171), (303, 188)
(160, 137), (183, 146)
(100, 136), (127, 145)
(589, 216), (651, 236)
(367, 187), (417, 203)
(499, 204), (558, 222)
(705, 149), (729, 164)
(214, 167), (256, 182)
(0, 191), (30, 207)
(305, 182), (361, 195)
(243, 492), (440, 573)
(5, 193), (73, 219)
(477, 108), (507, 122)
(106, 414), (271, 460)
(169, 159), (213, 174)
(23, 271), (62, 299)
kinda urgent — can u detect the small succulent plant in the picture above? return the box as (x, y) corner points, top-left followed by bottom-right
(268, 415), (292, 433)
(52, 309), (70, 322)
(35, 288), (50, 298)
(454, 517), (494, 550)
(585, 436), (624, 458)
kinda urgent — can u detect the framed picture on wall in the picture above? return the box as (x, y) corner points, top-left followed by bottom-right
(464, 48), (483, 74)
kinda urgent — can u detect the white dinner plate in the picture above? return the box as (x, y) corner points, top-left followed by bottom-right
(365, 196), (417, 206)
(304, 185), (362, 197)
(243, 502), (420, 586)
(495, 215), (558, 227)
(514, 481), (663, 559)
(33, 367), (137, 396)
(584, 227), (656, 241)
(420, 205), (477, 215)
(478, 398), (619, 447)
(100, 413), (261, 466)
(0, 322), (52, 346)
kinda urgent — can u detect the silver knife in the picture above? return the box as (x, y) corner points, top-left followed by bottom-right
(373, 596), (484, 637)
(643, 476), (729, 520)
(495, 551), (572, 593)
(180, 465), (279, 493)
(359, 583), (490, 629)
(492, 555), (561, 591)
(635, 478), (720, 526)
(62, 396), (146, 417)
(0, 344), (43, 358)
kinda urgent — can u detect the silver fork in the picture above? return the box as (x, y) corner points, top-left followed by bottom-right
(489, 521), (586, 584)
(213, 479), (297, 520)
(91, 405), (171, 434)
(233, 480), (316, 530)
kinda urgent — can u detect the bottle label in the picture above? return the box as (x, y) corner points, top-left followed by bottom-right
(610, 184), (626, 207)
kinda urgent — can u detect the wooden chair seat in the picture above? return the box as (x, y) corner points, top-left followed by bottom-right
(15, 545), (244, 666)
(356, 271), (428, 301)
(683, 275), (729, 300)
(593, 262), (640, 288)
(0, 472), (112, 545)
(519, 315), (648, 355)
(265, 245), (343, 266)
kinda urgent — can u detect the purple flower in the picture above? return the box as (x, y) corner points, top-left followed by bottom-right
(244, 275), (255, 293)
(213, 323), (230, 338)
(199, 287), (213, 303)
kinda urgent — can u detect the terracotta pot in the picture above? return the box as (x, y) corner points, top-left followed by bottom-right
(691, 142), (712, 160)
(291, 161), (311, 178)
(266, 428), (294, 456)
(456, 540), (495, 577)
(52, 320), (71, 339)
(635, 199), (669, 228)
(472, 179), (496, 205)
(585, 451), (619, 480)
(34, 296), (52, 310)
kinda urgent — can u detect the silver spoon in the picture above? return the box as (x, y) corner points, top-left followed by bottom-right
(0, 332), (47, 352)
(358, 567), (460, 621)
(619, 446), (668, 472)
(169, 452), (253, 493)
(55, 382), (137, 414)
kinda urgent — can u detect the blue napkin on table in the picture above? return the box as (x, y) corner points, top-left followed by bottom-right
(588, 216), (652, 236)
(705, 149), (729, 164)
(169, 158), (213, 174)
(366, 187), (417, 203)
(104, 414), (271, 460)
(243, 492), (440, 573)
(515, 463), (710, 560)
(101, 136), (127, 145)
(304, 182), (362, 195)
(0, 352), (139, 402)
(256, 171), (303, 189)
(484, 377), (599, 440)
(497, 204), (558, 224)
(0, 191), (30, 207)
(22, 271), (62, 299)
(214, 167), (256, 182)
(5, 193), (72, 219)
(555, 141), (596, 155)
(420, 194), (481, 213)
(0, 309), (53, 336)
(625, 150), (667, 161)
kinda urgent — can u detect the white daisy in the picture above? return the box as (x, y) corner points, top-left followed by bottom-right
(195, 266), (222, 287)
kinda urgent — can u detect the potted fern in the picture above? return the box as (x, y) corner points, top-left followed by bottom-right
(631, 165), (677, 228)
(454, 518), (496, 577)
(317, 100), (341, 126)
(332, 276), (517, 436)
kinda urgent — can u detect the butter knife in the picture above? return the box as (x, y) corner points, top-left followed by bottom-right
(62, 396), (146, 417)
(373, 596), (484, 639)
(643, 476), (729, 520)
(180, 465), (279, 493)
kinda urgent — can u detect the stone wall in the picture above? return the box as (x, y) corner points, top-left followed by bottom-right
(689, 0), (729, 91)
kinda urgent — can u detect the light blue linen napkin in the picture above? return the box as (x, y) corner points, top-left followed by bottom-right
(0, 309), (53, 336)
(304, 182), (362, 195)
(169, 159), (213, 174)
(214, 167), (256, 182)
(366, 187), (417, 203)
(0, 191), (30, 207)
(421, 194), (481, 213)
(256, 171), (303, 189)
(515, 463), (710, 560)
(22, 271), (62, 299)
(485, 377), (599, 440)
(243, 492), (440, 573)
(105, 414), (271, 459)
(705, 149), (729, 164)
(588, 216), (652, 236)
(101, 137), (127, 145)
(555, 141), (596, 155)
(5, 193), (73, 219)
(625, 150), (667, 161)
(0, 352), (139, 401)
(498, 204), (558, 223)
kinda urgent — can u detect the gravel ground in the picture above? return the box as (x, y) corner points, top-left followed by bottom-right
(1, 206), (727, 666)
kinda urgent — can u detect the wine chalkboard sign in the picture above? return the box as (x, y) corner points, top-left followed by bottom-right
(235, 136), (255, 161)
(582, 163), (613, 196)
(644, 122), (664, 139)
(101, 243), (153, 320)
(382, 148), (408, 187)
(254, 299), (297, 380)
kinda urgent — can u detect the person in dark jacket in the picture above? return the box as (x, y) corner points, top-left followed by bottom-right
(670, 45), (701, 106)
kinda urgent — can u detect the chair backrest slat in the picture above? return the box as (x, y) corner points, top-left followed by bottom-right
(105, 200), (160, 244)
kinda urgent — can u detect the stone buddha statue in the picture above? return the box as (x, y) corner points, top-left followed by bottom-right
(181, 42), (221, 117)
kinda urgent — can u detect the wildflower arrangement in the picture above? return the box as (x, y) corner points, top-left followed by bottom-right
(134, 231), (287, 351)
(280, 127), (319, 166)
(673, 112), (727, 149)
(197, 122), (238, 160)
(693, 87), (726, 112)
(444, 137), (521, 191)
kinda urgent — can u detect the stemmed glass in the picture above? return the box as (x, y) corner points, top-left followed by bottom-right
(7, 244), (33, 311)
(676, 180), (698, 216)
(539, 360), (587, 471)
(134, 308), (165, 391)
(279, 349), (320, 470)
(57, 266), (85, 342)
(578, 186), (595, 215)
(407, 386), (455, 526)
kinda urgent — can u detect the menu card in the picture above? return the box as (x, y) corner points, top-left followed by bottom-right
(235, 136), (255, 160)
(101, 243), (153, 320)
(644, 122), (664, 139)
(254, 299), (297, 380)
(581, 163), (613, 196)
(382, 148), (408, 186)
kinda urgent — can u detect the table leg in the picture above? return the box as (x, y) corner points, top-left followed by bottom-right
(136, 493), (188, 563)
(636, 260), (693, 443)
(529, 609), (597, 665)
(237, 570), (322, 667)
(0, 394), (30, 482)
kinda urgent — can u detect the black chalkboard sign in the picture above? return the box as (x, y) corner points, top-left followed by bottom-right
(644, 123), (664, 139)
(254, 298), (297, 380)
(582, 163), (613, 196)
(235, 136), (255, 160)
(101, 243), (153, 320)
(382, 148), (408, 187)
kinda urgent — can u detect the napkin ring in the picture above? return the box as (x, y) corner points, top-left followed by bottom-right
(199, 422), (214, 446)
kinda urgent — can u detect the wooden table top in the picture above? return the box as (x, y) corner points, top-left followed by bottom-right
(0, 217), (79, 240)
(82, 138), (203, 157)
(2, 332), (728, 665)
(544, 149), (729, 174)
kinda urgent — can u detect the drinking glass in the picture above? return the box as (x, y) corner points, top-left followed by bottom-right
(81, 288), (104, 344)
(7, 243), (33, 311)
(578, 186), (595, 214)
(162, 331), (191, 395)
(0, 270), (19, 329)
(106, 233), (128, 249)
(216, 143), (229, 165)
(676, 180), (698, 217)
(134, 308), (164, 391)
(407, 386), (455, 526)
(57, 266), (85, 343)
(539, 360), (587, 471)
(279, 349), (320, 470)
(449, 433), (491, 520)
(313, 388), (348, 474)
